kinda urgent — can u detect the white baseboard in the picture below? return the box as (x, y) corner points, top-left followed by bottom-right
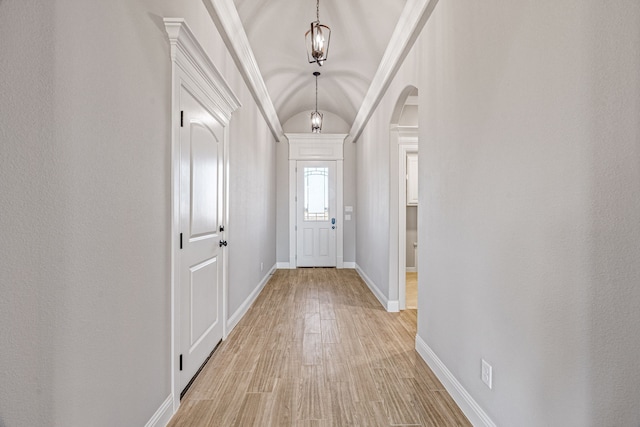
(343, 262), (356, 269)
(415, 335), (496, 427)
(145, 394), (173, 427)
(355, 264), (398, 312)
(276, 262), (292, 269)
(406, 267), (417, 273)
(226, 264), (276, 334)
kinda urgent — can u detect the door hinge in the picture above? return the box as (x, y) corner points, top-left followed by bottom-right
(180, 111), (184, 127)
(295, 225), (297, 231)
(180, 233), (183, 249)
(295, 196), (297, 202)
(179, 354), (183, 371)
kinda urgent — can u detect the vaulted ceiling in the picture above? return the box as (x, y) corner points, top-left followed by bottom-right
(205, 0), (435, 141)
(233, 0), (405, 127)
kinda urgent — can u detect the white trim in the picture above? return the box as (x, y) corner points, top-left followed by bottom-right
(387, 300), (400, 312)
(286, 133), (349, 143)
(347, 0), (439, 143)
(165, 18), (239, 414)
(226, 264), (277, 334)
(288, 134), (346, 269)
(286, 133), (347, 161)
(415, 335), (497, 427)
(398, 139), (418, 310)
(202, 0), (284, 141)
(336, 159), (344, 269)
(288, 159), (297, 268)
(406, 267), (417, 273)
(276, 262), (292, 269)
(343, 262), (356, 269)
(355, 264), (399, 312)
(164, 19), (240, 123)
(145, 394), (173, 427)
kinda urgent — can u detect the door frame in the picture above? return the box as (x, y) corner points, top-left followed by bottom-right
(398, 138), (418, 310)
(286, 133), (347, 269)
(165, 18), (240, 412)
(388, 123), (418, 311)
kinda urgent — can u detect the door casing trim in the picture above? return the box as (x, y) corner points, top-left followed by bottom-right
(165, 18), (240, 414)
(286, 133), (347, 269)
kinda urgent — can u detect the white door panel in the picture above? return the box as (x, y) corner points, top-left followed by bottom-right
(179, 87), (224, 392)
(296, 161), (336, 267)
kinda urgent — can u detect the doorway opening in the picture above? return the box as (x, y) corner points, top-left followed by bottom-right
(389, 86), (419, 314)
(287, 133), (347, 269)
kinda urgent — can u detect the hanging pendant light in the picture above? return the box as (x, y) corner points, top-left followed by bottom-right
(311, 71), (323, 133)
(305, 0), (331, 66)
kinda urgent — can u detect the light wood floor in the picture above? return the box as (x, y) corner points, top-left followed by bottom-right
(169, 268), (470, 427)
(406, 272), (417, 309)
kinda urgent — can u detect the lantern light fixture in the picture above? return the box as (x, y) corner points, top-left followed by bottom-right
(311, 71), (323, 133)
(305, 0), (331, 66)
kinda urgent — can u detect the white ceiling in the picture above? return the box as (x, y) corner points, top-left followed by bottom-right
(205, 0), (435, 141)
(232, 0), (406, 127)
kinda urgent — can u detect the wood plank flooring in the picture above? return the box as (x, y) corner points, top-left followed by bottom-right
(406, 272), (417, 309)
(169, 268), (470, 427)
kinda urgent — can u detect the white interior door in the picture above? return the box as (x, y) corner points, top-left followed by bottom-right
(296, 161), (337, 267)
(179, 87), (224, 392)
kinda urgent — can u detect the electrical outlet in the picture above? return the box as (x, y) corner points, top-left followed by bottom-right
(481, 359), (493, 389)
(260, 262), (264, 272)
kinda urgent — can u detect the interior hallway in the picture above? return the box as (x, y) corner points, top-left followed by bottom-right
(169, 269), (469, 426)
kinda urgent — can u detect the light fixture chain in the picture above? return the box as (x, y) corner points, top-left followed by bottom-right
(315, 74), (318, 111)
(316, 0), (320, 21)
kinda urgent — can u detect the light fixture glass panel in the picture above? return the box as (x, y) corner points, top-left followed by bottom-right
(304, 167), (329, 221)
(305, 23), (331, 65)
(311, 110), (323, 133)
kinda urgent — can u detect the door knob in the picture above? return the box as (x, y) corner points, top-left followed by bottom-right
(219, 240), (227, 247)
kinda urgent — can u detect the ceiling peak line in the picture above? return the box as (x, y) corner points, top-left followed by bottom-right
(203, 0), (285, 142)
(346, 0), (439, 143)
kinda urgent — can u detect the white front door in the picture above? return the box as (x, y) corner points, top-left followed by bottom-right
(296, 161), (337, 267)
(179, 87), (224, 392)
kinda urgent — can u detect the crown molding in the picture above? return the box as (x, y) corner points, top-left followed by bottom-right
(346, 0), (439, 143)
(164, 18), (241, 124)
(285, 133), (348, 143)
(203, 0), (285, 142)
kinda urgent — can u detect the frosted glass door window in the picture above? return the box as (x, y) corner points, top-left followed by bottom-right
(304, 167), (329, 221)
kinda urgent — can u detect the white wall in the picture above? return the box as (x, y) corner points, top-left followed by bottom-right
(0, 0), (276, 425)
(416, 1), (640, 425)
(276, 112), (356, 265)
(355, 53), (419, 299)
(353, 0), (640, 424)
